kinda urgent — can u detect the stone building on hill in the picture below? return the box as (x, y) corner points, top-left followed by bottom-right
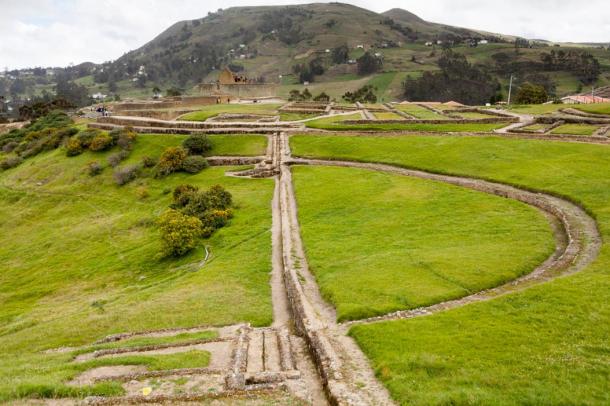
(197, 67), (278, 98)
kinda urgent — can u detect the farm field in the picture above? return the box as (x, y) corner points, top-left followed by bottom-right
(291, 165), (554, 321)
(290, 134), (610, 405)
(0, 135), (274, 400)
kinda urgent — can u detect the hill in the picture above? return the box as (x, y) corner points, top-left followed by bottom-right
(2, 2), (610, 106)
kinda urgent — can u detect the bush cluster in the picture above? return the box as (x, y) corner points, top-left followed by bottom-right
(0, 111), (77, 171)
(0, 156), (24, 170)
(158, 184), (233, 256)
(66, 127), (137, 157)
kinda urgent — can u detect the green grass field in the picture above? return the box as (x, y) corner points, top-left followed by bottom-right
(551, 124), (601, 136)
(373, 111), (404, 120)
(292, 166), (554, 321)
(178, 104), (282, 121)
(521, 123), (549, 132)
(304, 118), (509, 132)
(505, 104), (566, 115)
(395, 104), (449, 120)
(291, 134), (610, 405)
(0, 135), (274, 401)
(573, 102), (610, 115)
(279, 112), (319, 121)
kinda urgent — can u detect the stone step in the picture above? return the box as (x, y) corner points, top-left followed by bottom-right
(263, 329), (281, 372)
(246, 330), (264, 374)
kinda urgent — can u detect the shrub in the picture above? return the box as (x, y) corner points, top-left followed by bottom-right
(172, 184), (199, 208)
(89, 133), (114, 152)
(183, 184), (233, 220)
(2, 141), (18, 153)
(141, 155), (158, 168)
(87, 161), (103, 176)
(0, 156), (23, 170)
(117, 127), (137, 150)
(76, 129), (101, 149)
(200, 209), (233, 237)
(107, 150), (129, 167)
(157, 209), (203, 256)
(65, 137), (83, 156)
(113, 164), (141, 186)
(182, 155), (209, 174)
(155, 146), (187, 177)
(182, 134), (212, 155)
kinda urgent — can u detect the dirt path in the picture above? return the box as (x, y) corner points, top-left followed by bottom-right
(491, 109), (534, 133)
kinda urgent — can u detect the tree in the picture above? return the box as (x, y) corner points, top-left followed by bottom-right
(357, 52), (382, 75)
(403, 50), (499, 105)
(54, 75), (91, 107)
(166, 87), (182, 97)
(514, 82), (548, 104)
(342, 85), (377, 103)
(332, 45), (349, 64)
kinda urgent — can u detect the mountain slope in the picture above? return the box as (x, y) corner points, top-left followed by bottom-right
(100, 3), (501, 87)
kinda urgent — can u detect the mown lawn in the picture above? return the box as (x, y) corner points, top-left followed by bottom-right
(291, 134), (610, 405)
(178, 103), (282, 121)
(292, 166), (554, 321)
(551, 123), (601, 136)
(0, 135), (274, 401)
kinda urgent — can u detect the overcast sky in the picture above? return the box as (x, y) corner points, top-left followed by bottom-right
(1, 0), (609, 70)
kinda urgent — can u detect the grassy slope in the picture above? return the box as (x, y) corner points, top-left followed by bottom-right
(0, 135), (273, 400)
(128, 134), (268, 159)
(178, 104), (282, 121)
(291, 134), (610, 405)
(292, 166), (554, 321)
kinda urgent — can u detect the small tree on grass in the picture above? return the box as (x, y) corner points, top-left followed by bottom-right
(158, 209), (203, 256)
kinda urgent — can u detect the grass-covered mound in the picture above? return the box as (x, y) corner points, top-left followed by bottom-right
(291, 134), (610, 405)
(292, 166), (554, 321)
(0, 133), (273, 401)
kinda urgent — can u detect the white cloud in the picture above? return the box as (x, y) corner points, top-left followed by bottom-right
(0, 0), (609, 70)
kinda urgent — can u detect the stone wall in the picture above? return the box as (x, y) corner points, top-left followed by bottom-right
(198, 83), (279, 98)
